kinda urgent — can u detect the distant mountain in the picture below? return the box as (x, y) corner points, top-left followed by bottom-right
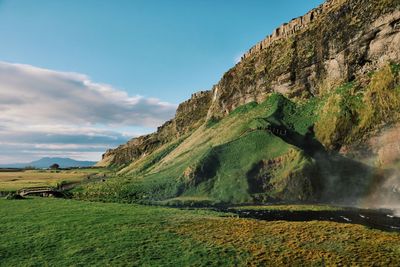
(0, 157), (96, 169)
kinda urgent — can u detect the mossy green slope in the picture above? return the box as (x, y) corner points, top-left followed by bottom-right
(78, 63), (400, 205)
(76, 94), (321, 204)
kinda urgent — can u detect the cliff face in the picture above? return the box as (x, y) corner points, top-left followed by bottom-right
(208, 0), (400, 117)
(85, 0), (400, 205)
(97, 90), (212, 167)
(99, 0), (400, 168)
(174, 91), (212, 134)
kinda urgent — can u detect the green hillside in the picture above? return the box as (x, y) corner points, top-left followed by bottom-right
(76, 63), (400, 205)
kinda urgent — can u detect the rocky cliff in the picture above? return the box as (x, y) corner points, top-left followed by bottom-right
(100, 0), (400, 168)
(208, 0), (400, 117)
(97, 90), (212, 167)
(89, 0), (400, 206)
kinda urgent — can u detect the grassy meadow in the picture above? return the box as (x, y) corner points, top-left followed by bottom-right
(1, 198), (400, 266)
(0, 168), (107, 192)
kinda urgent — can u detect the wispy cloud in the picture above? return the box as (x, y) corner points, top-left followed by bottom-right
(234, 52), (245, 64)
(0, 61), (177, 163)
(0, 62), (177, 127)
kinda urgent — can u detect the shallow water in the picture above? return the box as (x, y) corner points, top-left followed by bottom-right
(222, 207), (400, 232)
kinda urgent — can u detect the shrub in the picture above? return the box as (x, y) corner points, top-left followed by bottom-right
(50, 163), (60, 170)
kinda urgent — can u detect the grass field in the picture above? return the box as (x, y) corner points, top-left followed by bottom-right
(0, 169), (108, 192)
(1, 198), (399, 266)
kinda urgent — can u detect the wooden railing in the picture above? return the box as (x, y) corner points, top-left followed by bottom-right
(17, 186), (58, 196)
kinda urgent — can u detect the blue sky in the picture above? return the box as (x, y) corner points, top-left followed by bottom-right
(0, 0), (324, 163)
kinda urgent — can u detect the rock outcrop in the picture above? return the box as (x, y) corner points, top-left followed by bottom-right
(97, 90), (212, 167)
(241, 0), (341, 61)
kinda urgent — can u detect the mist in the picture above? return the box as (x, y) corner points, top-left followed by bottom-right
(355, 125), (400, 217)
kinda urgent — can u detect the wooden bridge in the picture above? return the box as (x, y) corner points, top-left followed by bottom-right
(17, 186), (60, 197)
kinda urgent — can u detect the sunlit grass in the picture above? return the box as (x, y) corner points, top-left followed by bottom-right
(0, 198), (245, 266)
(173, 213), (400, 266)
(0, 169), (107, 191)
(1, 198), (399, 266)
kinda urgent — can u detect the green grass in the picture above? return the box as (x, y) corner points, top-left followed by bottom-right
(0, 169), (107, 192)
(182, 130), (290, 203)
(0, 198), (243, 266)
(1, 198), (400, 266)
(77, 93), (319, 204)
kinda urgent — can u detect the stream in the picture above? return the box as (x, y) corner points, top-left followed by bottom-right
(217, 207), (400, 232)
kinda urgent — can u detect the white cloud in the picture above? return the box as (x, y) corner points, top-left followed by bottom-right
(0, 61), (177, 127)
(234, 52), (245, 64)
(0, 61), (178, 164)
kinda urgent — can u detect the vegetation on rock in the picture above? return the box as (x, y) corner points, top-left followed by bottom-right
(76, 65), (400, 205)
(84, 0), (400, 206)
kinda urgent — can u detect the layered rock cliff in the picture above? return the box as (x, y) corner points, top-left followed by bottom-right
(99, 0), (400, 169)
(208, 0), (400, 117)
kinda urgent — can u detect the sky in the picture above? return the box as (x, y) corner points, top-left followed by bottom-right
(0, 0), (323, 164)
